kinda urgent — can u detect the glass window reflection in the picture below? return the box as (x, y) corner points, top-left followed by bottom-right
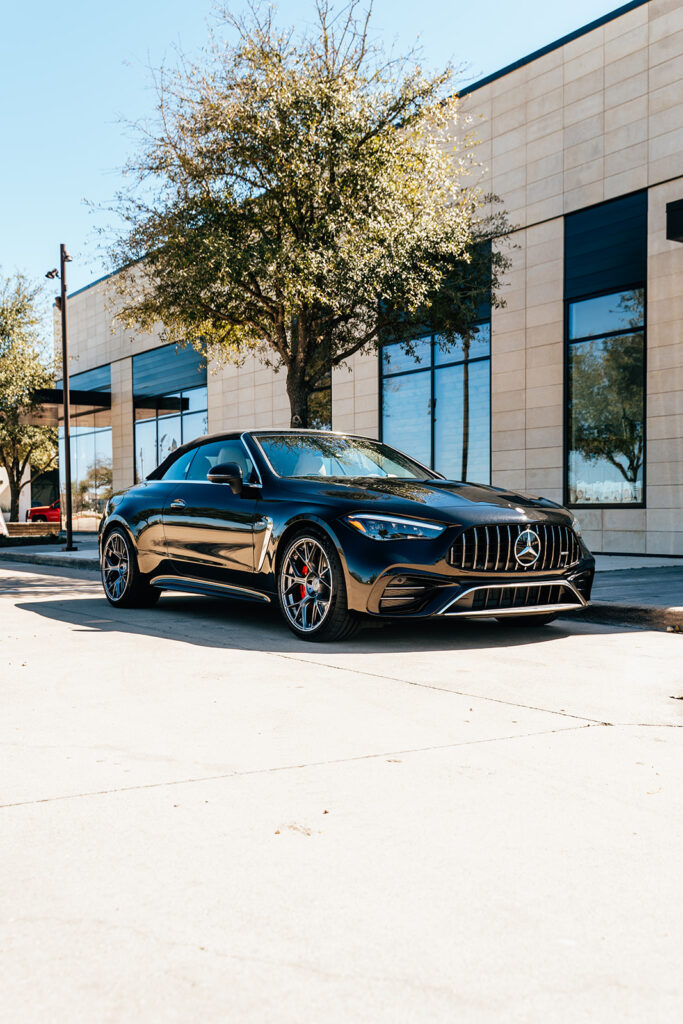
(158, 416), (181, 464)
(381, 370), (432, 467)
(434, 323), (491, 365)
(382, 337), (432, 376)
(381, 326), (491, 482)
(133, 384), (209, 481)
(184, 386), (208, 413)
(135, 419), (157, 482)
(568, 333), (644, 504)
(59, 425), (113, 530)
(569, 289), (644, 340)
(434, 361), (490, 482)
(182, 410), (208, 444)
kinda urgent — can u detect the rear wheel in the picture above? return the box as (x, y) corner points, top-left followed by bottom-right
(101, 526), (160, 609)
(497, 613), (558, 626)
(277, 531), (359, 642)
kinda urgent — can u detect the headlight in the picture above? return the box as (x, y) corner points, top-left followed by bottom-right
(343, 513), (446, 541)
(570, 514), (582, 538)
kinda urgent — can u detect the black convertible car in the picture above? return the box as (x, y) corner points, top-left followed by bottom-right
(99, 430), (594, 641)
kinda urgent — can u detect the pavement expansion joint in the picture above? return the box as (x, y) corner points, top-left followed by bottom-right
(274, 652), (610, 725)
(0, 722), (597, 811)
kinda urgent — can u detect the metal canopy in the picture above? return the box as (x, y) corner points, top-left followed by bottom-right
(21, 388), (112, 427)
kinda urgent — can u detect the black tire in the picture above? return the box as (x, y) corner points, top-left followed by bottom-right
(101, 526), (160, 609)
(277, 528), (359, 642)
(34, 515), (47, 522)
(496, 613), (558, 627)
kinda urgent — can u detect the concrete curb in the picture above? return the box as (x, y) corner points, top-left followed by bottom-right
(0, 551), (100, 571)
(566, 601), (683, 631)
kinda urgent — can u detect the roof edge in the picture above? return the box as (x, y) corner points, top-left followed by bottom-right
(457, 0), (651, 97)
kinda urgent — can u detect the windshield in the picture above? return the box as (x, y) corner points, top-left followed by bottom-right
(253, 433), (436, 480)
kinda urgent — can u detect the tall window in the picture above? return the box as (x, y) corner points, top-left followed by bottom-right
(132, 344), (208, 481)
(567, 289), (645, 505)
(381, 324), (491, 482)
(59, 423), (113, 523)
(58, 363), (112, 529)
(134, 385), (208, 481)
(564, 190), (647, 508)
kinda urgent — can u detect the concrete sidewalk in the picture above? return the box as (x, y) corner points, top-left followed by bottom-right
(579, 562), (683, 630)
(0, 536), (100, 570)
(0, 539), (680, 630)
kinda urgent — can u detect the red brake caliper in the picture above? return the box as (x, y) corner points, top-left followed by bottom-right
(300, 564), (309, 600)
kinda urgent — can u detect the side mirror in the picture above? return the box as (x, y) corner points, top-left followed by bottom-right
(207, 461), (243, 494)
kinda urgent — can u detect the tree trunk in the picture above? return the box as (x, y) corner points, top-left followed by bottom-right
(286, 367), (309, 428)
(9, 478), (20, 523)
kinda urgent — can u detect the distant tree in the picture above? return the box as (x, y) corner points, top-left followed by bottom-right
(0, 273), (58, 521)
(110, 0), (509, 427)
(76, 457), (113, 513)
(570, 289), (645, 492)
(570, 335), (644, 489)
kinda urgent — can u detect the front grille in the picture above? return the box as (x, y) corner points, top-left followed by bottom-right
(449, 523), (581, 573)
(467, 583), (579, 612)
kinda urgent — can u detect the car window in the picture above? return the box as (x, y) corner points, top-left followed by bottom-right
(185, 439), (256, 482)
(161, 446), (198, 481)
(254, 434), (434, 480)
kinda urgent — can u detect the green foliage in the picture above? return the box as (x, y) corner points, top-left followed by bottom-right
(0, 272), (58, 520)
(110, 0), (510, 425)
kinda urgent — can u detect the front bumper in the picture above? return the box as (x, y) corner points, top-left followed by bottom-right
(361, 561), (594, 619)
(335, 517), (595, 620)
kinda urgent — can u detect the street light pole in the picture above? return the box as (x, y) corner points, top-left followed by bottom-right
(59, 244), (77, 551)
(47, 246), (77, 551)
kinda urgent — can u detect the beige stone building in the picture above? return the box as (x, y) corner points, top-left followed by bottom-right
(56, 0), (682, 554)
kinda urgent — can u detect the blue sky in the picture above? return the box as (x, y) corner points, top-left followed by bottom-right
(0, 0), (632, 320)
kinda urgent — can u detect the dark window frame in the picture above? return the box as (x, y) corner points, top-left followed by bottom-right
(379, 323), (492, 482)
(563, 282), (647, 510)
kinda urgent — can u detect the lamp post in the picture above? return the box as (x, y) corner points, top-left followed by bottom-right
(46, 244), (77, 552)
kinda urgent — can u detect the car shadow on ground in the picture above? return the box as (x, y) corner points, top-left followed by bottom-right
(14, 582), (639, 657)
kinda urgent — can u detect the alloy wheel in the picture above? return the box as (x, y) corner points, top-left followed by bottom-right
(280, 536), (333, 633)
(102, 532), (129, 602)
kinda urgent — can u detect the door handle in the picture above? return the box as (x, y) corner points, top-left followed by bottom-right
(169, 498), (186, 509)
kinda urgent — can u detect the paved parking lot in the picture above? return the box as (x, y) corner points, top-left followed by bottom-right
(1, 562), (682, 1022)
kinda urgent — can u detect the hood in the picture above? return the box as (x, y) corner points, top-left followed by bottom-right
(297, 476), (567, 522)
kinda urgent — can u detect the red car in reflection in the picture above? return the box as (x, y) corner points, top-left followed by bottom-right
(26, 499), (61, 524)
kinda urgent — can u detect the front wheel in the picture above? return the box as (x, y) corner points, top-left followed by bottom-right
(496, 613), (558, 627)
(277, 531), (359, 642)
(101, 526), (160, 609)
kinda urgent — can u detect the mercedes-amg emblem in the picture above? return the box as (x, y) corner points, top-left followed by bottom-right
(514, 528), (541, 567)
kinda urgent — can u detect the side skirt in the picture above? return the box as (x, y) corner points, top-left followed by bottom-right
(149, 574), (271, 604)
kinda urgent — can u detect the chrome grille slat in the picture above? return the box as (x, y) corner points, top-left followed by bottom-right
(450, 523), (580, 572)
(443, 581), (584, 615)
